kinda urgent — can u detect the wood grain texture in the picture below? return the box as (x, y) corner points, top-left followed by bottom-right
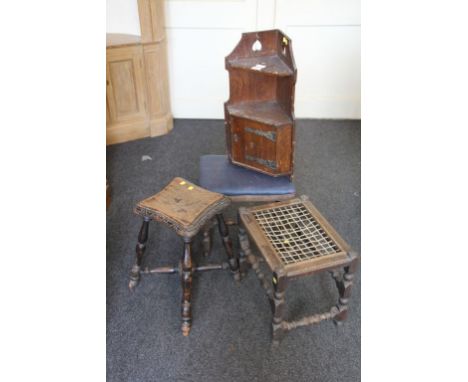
(106, 0), (172, 145)
(107, 33), (141, 48)
(106, 44), (149, 145)
(138, 0), (165, 44)
(129, 218), (150, 291)
(181, 238), (193, 336)
(216, 214), (240, 281)
(134, 177), (230, 238)
(239, 196), (351, 277)
(225, 30), (296, 177)
(238, 197), (359, 345)
(129, 179), (239, 336)
(143, 42), (173, 137)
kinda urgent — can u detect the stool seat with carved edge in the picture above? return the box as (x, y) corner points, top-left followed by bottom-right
(130, 177), (240, 336)
(238, 195), (358, 345)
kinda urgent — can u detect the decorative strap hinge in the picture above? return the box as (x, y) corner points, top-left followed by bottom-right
(245, 155), (277, 170)
(245, 127), (276, 142)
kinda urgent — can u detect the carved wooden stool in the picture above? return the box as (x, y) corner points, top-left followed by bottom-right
(238, 195), (358, 345)
(199, 155), (295, 271)
(129, 177), (240, 336)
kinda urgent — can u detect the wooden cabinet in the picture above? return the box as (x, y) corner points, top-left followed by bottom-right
(106, 41), (149, 144)
(106, 1), (173, 145)
(225, 29), (297, 177)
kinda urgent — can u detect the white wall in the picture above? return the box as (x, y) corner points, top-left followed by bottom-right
(275, 0), (361, 119)
(106, 0), (140, 36)
(106, 0), (360, 119)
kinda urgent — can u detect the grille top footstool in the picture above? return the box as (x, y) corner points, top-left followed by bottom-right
(130, 177), (240, 336)
(238, 195), (358, 345)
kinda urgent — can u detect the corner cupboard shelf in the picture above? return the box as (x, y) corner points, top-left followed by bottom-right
(224, 29), (297, 178)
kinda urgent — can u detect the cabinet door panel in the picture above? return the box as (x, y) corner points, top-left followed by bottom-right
(106, 46), (147, 124)
(230, 116), (293, 176)
(231, 117), (279, 174)
(110, 59), (139, 115)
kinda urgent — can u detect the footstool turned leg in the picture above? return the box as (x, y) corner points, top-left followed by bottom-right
(181, 237), (193, 336)
(272, 271), (287, 346)
(239, 218), (274, 298)
(237, 211), (249, 275)
(202, 220), (213, 257)
(216, 213), (240, 281)
(334, 251), (359, 325)
(129, 218), (150, 291)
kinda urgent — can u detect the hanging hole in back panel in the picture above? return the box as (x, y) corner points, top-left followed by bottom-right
(252, 39), (262, 52)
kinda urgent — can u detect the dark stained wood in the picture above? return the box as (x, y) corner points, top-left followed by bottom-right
(142, 266), (178, 274)
(271, 272), (287, 346)
(216, 214), (240, 281)
(129, 218), (150, 291)
(238, 216), (273, 299)
(181, 237), (193, 336)
(227, 101), (292, 126)
(228, 55), (294, 76)
(135, 177), (230, 238)
(229, 116), (293, 176)
(202, 220), (213, 257)
(333, 251), (358, 325)
(130, 178), (241, 336)
(228, 70), (277, 104)
(239, 195), (351, 278)
(225, 29), (297, 177)
(238, 197), (359, 345)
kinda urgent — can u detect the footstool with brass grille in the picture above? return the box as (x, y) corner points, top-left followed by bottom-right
(238, 195), (358, 345)
(129, 177), (240, 336)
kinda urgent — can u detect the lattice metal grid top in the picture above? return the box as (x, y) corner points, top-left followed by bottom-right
(252, 202), (342, 265)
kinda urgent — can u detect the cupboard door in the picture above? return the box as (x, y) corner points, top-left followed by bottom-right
(230, 117), (279, 174)
(230, 116), (293, 176)
(106, 46), (147, 126)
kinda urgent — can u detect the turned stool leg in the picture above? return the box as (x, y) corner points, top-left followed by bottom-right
(238, 222), (273, 297)
(129, 218), (150, 291)
(333, 252), (359, 325)
(181, 237), (193, 336)
(202, 220), (213, 257)
(272, 272), (287, 346)
(237, 211), (249, 275)
(216, 213), (240, 281)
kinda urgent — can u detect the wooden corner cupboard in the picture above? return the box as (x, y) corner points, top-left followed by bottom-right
(224, 29), (297, 178)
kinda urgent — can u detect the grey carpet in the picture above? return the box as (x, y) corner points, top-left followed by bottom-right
(107, 119), (361, 382)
